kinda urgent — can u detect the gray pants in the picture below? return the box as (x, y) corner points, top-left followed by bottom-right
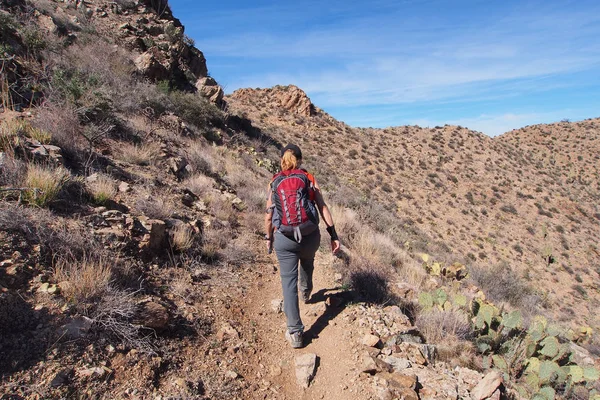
(274, 230), (321, 334)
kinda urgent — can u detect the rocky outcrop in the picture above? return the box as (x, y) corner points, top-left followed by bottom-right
(196, 77), (224, 106)
(230, 85), (317, 117)
(274, 85), (316, 116)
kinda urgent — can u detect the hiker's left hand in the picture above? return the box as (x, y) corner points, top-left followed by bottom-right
(331, 240), (340, 254)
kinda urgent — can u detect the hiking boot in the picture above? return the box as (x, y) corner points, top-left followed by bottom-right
(285, 330), (303, 348)
(301, 291), (311, 304)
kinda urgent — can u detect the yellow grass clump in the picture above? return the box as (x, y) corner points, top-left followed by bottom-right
(54, 256), (113, 305)
(88, 173), (118, 204)
(171, 224), (194, 252)
(24, 164), (70, 207)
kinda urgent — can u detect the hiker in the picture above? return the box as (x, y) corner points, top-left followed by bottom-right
(264, 144), (340, 348)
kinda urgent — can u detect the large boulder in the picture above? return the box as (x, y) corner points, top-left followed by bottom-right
(195, 77), (224, 105)
(135, 49), (169, 81)
(274, 85), (315, 116)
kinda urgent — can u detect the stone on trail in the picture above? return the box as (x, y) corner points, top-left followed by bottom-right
(383, 355), (412, 371)
(295, 353), (317, 388)
(470, 370), (503, 400)
(362, 333), (381, 347)
(271, 299), (283, 313)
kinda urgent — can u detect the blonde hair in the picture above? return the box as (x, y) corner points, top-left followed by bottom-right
(280, 149), (300, 171)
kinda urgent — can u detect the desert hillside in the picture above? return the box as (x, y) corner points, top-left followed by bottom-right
(1, 1), (599, 399)
(228, 86), (600, 328)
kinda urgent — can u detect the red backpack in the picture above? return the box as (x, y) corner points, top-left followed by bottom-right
(270, 169), (319, 242)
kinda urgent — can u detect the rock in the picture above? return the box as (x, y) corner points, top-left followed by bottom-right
(361, 353), (393, 374)
(568, 342), (596, 366)
(38, 282), (50, 293)
(168, 156), (190, 180)
(362, 354), (379, 374)
(420, 344), (437, 365)
(195, 77), (224, 105)
(383, 356), (412, 371)
(77, 366), (109, 380)
(387, 373), (417, 390)
(334, 273), (343, 282)
(216, 322), (240, 341)
(60, 317), (94, 339)
(136, 301), (169, 329)
(488, 388), (501, 400)
(394, 328), (425, 344)
(47, 284), (60, 295)
(325, 295), (343, 308)
(148, 219), (167, 250)
(30, 143), (64, 165)
(270, 299), (283, 313)
(50, 368), (73, 387)
(135, 50), (169, 81)
(362, 334), (381, 348)
(470, 370), (503, 400)
(442, 262), (468, 280)
(272, 85), (315, 116)
(295, 353), (317, 388)
(118, 181), (130, 192)
(396, 343), (427, 365)
(224, 370), (239, 380)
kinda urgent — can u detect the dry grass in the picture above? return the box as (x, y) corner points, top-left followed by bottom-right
(54, 256), (113, 305)
(88, 173), (117, 204)
(134, 191), (175, 220)
(184, 173), (214, 197)
(0, 152), (25, 188)
(236, 185), (266, 213)
(23, 164), (70, 207)
(415, 308), (475, 366)
(185, 140), (224, 176)
(170, 224), (194, 252)
(206, 192), (239, 226)
(32, 104), (85, 157)
(469, 263), (539, 311)
(116, 142), (162, 166)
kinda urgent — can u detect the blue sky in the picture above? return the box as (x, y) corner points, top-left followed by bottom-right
(170, 0), (600, 136)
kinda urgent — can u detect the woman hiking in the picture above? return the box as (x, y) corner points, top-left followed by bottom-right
(264, 144), (340, 348)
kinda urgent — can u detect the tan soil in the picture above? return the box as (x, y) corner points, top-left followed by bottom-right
(242, 248), (374, 399)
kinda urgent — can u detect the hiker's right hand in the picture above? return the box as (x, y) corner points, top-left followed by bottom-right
(331, 239), (340, 254)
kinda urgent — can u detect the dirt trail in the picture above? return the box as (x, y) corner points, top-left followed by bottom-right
(244, 249), (375, 400)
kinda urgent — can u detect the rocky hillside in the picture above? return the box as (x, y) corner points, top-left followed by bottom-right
(1, 1), (599, 399)
(227, 86), (600, 329)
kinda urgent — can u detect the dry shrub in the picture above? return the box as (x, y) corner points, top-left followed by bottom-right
(91, 285), (155, 354)
(222, 235), (256, 266)
(170, 224), (194, 252)
(417, 308), (472, 343)
(470, 263), (539, 311)
(0, 203), (101, 263)
(116, 141), (161, 166)
(33, 104), (85, 158)
(207, 193), (238, 226)
(54, 256), (112, 305)
(185, 140), (223, 176)
(201, 224), (230, 262)
(184, 173), (214, 198)
(348, 265), (396, 305)
(168, 268), (197, 303)
(88, 173), (117, 204)
(23, 164), (70, 207)
(329, 205), (361, 244)
(135, 193), (175, 220)
(0, 152), (25, 188)
(236, 184), (266, 213)
(351, 230), (398, 265)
